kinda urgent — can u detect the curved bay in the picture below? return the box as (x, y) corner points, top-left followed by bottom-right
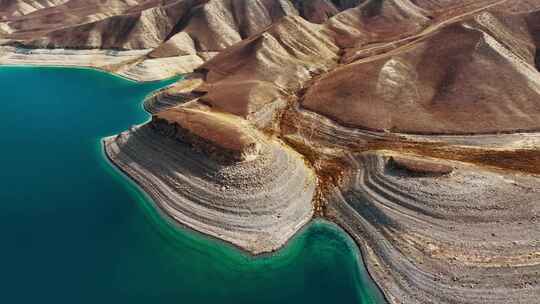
(0, 66), (384, 304)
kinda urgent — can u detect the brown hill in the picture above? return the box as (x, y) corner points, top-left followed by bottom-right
(302, 15), (540, 134)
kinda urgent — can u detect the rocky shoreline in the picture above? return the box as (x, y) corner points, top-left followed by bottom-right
(326, 152), (540, 303)
(103, 120), (316, 255)
(0, 46), (200, 82)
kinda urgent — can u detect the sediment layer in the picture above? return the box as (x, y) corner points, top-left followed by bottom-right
(326, 151), (540, 303)
(103, 123), (316, 255)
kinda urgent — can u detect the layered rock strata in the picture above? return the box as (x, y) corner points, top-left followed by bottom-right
(104, 107), (316, 254)
(326, 151), (540, 303)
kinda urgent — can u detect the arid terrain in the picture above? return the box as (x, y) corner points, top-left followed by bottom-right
(3, 0), (540, 303)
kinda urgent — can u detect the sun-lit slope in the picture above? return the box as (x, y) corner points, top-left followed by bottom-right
(0, 0), (168, 40)
(302, 11), (540, 134)
(0, 0), (366, 80)
(26, 1), (189, 50)
(325, 0), (429, 49)
(0, 0), (70, 19)
(150, 0), (429, 124)
(0, 0), (363, 50)
(196, 15), (340, 125)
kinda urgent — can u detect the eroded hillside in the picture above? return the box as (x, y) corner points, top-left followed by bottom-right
(0, 0), (363, 80)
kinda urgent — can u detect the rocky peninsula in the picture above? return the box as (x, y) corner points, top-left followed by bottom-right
(3, 0), (540, 303)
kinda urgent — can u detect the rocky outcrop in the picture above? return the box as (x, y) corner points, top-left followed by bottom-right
(144, 76), (205, 113)
(103, 121), (316, 254)
(327, 151), (540, 303)
(152, 107), (263, 163)
(386, 155), (454, 176)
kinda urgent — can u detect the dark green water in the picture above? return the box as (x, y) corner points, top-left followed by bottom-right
(0, 66), (385, 304)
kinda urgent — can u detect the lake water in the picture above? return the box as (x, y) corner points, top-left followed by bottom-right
(0, 66), (385, 304)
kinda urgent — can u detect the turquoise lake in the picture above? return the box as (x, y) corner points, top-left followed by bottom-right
(0, 66), (385, 304)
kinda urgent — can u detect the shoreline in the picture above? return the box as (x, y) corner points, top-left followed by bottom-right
(102, 132), (390, 303)
(325, 151), (540, 303)
(0, 63), (145, 83)
(0, 46), (187, 82)
(101, 122), (316, 255)
(101, 134), (389, 303)
(328, 212), (393, 304)
(103, 137), (316, 257)
(100, 137), (289, 258)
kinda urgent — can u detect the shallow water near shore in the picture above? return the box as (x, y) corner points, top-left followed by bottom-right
(0, 66), (385, 304)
